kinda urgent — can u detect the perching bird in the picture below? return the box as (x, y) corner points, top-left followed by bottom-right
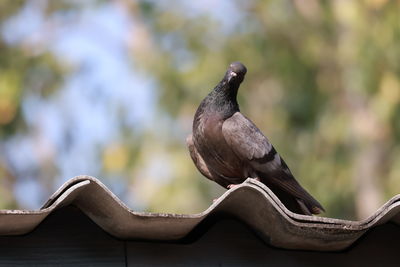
(186, 62), (324, 215)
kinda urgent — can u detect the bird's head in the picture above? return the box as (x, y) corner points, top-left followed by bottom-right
(225, 62), (247, 85)
(211, 62), (247, 104)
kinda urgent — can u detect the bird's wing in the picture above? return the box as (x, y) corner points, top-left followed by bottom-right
(221, 112), (286, 178)
(222, 112), (274, 162)
(222, 112), (324, 214)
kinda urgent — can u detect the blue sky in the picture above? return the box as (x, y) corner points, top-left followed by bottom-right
(1, 0), (239, 209)
(2, 1), (156, 208)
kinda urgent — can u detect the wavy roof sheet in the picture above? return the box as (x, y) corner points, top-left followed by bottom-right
(1, 175), (399, 251)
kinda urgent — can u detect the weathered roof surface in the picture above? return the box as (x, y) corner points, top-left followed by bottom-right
(0, 175), (399, 251)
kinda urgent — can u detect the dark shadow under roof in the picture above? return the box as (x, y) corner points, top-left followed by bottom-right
(1, 176), (399, 251)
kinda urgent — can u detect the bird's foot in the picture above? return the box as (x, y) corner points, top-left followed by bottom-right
(228, 178), (260, 189)
(227, 184), (238, 189)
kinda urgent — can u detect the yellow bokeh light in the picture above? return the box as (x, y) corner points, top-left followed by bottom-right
(102, 143), (129, 172)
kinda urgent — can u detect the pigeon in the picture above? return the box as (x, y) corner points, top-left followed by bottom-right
(186, 62), (325, 215)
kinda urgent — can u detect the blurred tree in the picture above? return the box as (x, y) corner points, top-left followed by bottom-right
(0, 0), (69, 208)
(0, 0), (399, 220)
(128, 0), (400, 219)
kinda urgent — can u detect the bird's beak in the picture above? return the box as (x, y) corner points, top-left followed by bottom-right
(228, 71), (237, 82)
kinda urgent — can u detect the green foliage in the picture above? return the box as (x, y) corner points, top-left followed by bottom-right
(132, 0), (400, 219)
(1, 0), (400, 220)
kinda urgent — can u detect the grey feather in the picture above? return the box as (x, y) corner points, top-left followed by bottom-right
(187, 62), (325, 215)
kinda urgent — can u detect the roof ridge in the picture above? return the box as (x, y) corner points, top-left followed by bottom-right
(0, 175), (399, 251)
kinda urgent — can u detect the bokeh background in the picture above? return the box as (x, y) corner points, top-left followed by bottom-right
(1, 0), (399, 220)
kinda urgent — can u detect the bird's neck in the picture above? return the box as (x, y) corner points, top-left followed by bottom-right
(206, 80), (240, 117)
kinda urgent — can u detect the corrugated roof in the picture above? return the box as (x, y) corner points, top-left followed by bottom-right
(0, 175), (399, 251)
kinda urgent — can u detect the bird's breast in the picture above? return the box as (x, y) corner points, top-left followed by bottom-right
(193, 113), (245, 179)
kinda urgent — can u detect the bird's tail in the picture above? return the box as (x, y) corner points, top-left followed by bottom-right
(277, 178), (325, 215)
(296, 198), (324, 215)
(260, 173), (325, 215)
